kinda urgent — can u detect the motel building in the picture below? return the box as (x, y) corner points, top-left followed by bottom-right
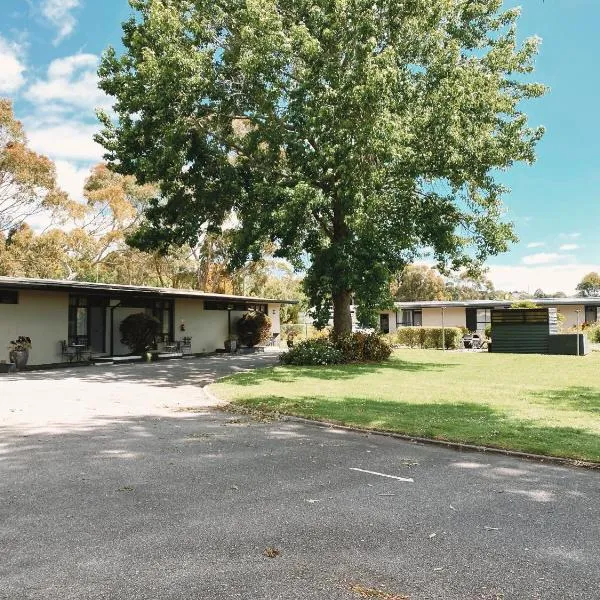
(0, 276), (296, 367)
(376, 298), (600, 335)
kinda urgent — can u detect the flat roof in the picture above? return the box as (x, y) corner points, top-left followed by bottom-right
(393, 298), (600, 309)
(0, 276), (298, 304)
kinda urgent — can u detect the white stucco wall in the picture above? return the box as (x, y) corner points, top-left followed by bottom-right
(268, 304), (281, 335)
(0, 290), (68, 366)
(422, 307), (466, 328)
(174, 298), (229, 354)
(553, 305), (586, 330)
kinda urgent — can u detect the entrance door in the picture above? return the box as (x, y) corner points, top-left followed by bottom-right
(89, 306), (105, 353)
(379, 313), (390, 334)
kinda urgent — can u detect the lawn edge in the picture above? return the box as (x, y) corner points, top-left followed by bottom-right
(205, 384), (600, 471)
(281, 415), (600, 471)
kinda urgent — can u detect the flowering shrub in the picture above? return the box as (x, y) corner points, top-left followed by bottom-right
(280, 338), (344, 365)
(8, 336), (32, 352)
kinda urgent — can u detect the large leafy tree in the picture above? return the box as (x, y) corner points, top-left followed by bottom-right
(576, 272), (600, 298)
(0, 99), (70, 233)
(393, 265), (447, 301)
(97, 0), (545, 336)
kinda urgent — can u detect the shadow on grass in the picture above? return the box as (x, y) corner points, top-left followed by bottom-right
(232, 395), (600, 462)
(221, 357), (456, 386)
(532, 386), (600, 415)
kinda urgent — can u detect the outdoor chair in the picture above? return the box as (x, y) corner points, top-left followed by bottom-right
(266, 333), (279, 347)
(462, 333), (483, 350)
(179, 336), (192, 355)
(160, 333), (178, 353)
(60, 340), (76, 362)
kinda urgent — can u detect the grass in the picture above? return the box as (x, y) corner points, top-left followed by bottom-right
(210, 349), (600, 463)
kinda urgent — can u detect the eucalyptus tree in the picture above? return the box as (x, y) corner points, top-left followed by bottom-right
(97, 0), (545, 335)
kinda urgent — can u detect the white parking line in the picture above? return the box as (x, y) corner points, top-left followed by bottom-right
(350, 468), (414, 483)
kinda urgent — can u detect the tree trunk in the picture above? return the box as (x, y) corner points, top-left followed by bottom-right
(332, 288), (353, 338)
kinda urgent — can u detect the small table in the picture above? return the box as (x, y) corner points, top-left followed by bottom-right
(70, 344), (87, 361)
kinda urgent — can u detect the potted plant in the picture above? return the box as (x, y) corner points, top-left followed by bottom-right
(8, 336), (32, 370)
(285, 328), (299, 348)
(224, 334), (238, 353)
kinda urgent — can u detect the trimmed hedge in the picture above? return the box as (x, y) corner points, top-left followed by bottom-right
(280, 338), (343, 365)
(334, 332), (392, 363)
(395, 326), (463, 349)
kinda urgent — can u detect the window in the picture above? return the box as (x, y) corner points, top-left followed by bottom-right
(149, 300), (173, 336)
(68, 296), (88, 343)
(401, 309), (422, 326)
(476, 308), (491, 331)
(0, 290), (18, 304)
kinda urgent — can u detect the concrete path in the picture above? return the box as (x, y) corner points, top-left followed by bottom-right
(1, 355), (599, 599)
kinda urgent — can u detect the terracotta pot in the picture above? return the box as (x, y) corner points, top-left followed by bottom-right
(9, 349), (29, 370)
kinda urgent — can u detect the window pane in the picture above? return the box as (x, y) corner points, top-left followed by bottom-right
(76, 307), (87, 335)
(476, 309), (490, 330)
(413, 311), (422, 326)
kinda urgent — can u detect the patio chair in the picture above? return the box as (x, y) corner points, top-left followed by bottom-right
(160, 333), (178, 353)
(179, 336), (192, 355)
(60, 340), (76, 363)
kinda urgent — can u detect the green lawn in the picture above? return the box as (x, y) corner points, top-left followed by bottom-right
(211, 349), (600, 463)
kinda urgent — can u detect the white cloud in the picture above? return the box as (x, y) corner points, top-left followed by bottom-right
(559, 244), (579, 251)
(54, 159), (92, 202)
(526, 242), (545, 249)
(41, 0), (81, 45)
(0, 36), (26, 93)
(488, 264), (600, 296)
(522, 253), (566, 266)
(25, 53), (110, 112)
(559, 232), (581, 239)
(24, 121), (104, 162)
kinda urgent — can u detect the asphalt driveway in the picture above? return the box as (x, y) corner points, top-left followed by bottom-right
(1, 355), (599, 599)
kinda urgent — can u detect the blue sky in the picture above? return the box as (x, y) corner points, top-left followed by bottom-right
(0, 0), (598, 293)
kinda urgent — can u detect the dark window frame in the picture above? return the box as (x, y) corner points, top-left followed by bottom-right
(401, 309), (422, 326)
(0, 290), (18, 304)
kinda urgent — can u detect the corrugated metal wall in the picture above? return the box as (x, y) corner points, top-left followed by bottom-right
(491, 309), (551, 354)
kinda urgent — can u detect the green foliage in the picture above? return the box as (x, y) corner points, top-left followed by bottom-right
(280, 338), (344, 366)
(585, 324), (600, 343)
(393, 265), (447, 301)
(119, 312), (161, 355)
(236, 311), (272, 347)
(510, 301), (539, 309)
(395, 327), (463, 349)
(576, 272), (600, 297)
(484, 324), (492, 339)
(97, 0), (545, 336)
(281, 332), (391, 365)
(334, 332), (392, 363)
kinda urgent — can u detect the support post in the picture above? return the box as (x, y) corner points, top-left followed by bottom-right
(441, 306), (446, 351)
(576, 309), (581, 357)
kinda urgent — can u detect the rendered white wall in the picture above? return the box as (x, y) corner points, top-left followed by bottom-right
(0, 290), (68, 365)
(174, 298), (229, 354)
(268, 304), (281, 335)
(554, 305), (585, 330)
(422, 307), (467, 328)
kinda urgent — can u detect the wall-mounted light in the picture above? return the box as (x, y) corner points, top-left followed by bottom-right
(180, 320), (186, 332)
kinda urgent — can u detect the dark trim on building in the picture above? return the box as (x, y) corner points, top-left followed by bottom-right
(0, 277), (297, 305)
